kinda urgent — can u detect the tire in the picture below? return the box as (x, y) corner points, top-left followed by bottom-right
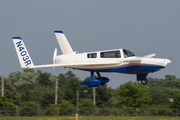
(141, 78), (148, 85)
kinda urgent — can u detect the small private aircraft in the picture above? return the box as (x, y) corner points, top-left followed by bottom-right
(12, 30), (171, 87)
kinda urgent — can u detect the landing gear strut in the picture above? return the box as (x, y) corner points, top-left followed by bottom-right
(80, 71), (101, 87)
(96, 72), (104, 85)
(137, 74), (148, 85)
(141, 78), (148, 85)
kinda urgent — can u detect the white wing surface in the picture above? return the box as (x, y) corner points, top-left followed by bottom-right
(143, 53), (156, 58)
(29, 61), (120, 69)
(124, 57), (142, 62)
(54, 31), (73, 54)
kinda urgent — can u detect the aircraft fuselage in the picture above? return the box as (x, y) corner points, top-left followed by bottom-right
(54, 49), (169, 74)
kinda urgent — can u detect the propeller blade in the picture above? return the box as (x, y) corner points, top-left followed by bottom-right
(53, 46), (57, 62)
(170, 56), (172, 61)
(53, 47), (57, 70)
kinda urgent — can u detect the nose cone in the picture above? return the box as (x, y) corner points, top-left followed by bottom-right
(164, 59), (171, 66)
(166, 59), (171, 64)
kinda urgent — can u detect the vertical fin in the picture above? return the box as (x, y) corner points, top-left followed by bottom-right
(54, 31), (73, 54)
(12, 37), (34, 68)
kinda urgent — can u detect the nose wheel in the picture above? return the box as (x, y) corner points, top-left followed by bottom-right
(141, 78), (148, 85)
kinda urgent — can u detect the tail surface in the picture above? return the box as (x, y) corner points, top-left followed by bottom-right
(54, 31), (73, 54)
(12, 37), (34, 68)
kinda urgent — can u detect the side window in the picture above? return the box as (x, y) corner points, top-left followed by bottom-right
(87, 53), (97, 58)
(100, 50), (121, 58)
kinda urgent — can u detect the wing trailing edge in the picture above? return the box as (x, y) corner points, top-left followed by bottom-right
(28, 61), (120, 69)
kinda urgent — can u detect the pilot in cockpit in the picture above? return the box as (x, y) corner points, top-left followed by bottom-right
(115, 52), (120, 58)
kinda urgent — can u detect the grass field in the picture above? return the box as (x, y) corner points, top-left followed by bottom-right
(1, 117), (180, 120)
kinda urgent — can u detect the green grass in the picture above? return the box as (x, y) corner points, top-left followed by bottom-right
(1, 116), (180, 120)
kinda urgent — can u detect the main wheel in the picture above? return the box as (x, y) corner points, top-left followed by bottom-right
(141, 78), (148, 85)
(97, 78), (105, 85)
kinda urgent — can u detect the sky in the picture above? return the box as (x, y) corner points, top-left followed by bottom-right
(0, 0), (179, 88)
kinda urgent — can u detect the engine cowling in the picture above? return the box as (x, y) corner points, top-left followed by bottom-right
(80, 79), (101, 87)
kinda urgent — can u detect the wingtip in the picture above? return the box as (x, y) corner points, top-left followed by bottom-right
(54, 30), (63, 34)
(12, 37), (22, 39)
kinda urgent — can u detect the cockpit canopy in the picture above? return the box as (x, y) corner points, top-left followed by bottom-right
(87, 49), (135, 58)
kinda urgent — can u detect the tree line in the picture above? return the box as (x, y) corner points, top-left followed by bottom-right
(0, 69), (180, 109)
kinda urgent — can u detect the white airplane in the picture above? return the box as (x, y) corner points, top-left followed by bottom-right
(12, 30), (171, 86)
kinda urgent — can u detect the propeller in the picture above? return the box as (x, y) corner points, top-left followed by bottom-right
(164, 59), (171, 66)
(53, 46), (57, 70)
(169, 56), (172, 61)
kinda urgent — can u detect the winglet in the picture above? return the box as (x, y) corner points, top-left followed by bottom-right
(124, 57), (142, 62)
(54, 30), (64, 33)
(143, 53), (156, 58)
(12, 37), (34, 68)
(54, 30), (73, 54)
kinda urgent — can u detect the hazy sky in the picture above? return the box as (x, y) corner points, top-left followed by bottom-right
(0, 0), (179, 88)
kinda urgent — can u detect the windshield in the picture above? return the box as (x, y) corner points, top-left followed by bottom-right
(123, 49), (135, 58)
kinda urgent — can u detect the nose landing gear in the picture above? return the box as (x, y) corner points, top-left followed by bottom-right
(141, 78), (148, 85)
(137, 74), (148, 85)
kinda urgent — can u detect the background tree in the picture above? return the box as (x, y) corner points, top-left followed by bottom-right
(0, 76), (20, 105)
(49, 101), (75, 108)
(79, 98), (95, 108)
(96, 84), (113, 108)
(65, 70), (76, 78)
(63, 77), (81, 105)
(40, 87), (55, 106)
(171, 94), (180, 108)
(36, 72), (54, 87)
(5, 68), (180, 109)
(29, 86), (55, 107)
(0, 96), (15, 107)
(147, 75), (180, 106)
(115, 81), (151, 108)
(21, 87), (32, 102)
(8, 69), (39, 92)
(19, 101), (40, 116)
(165, 75), (177, 80)
(57, 73), (67, 91)
(146, 77), (163, 86)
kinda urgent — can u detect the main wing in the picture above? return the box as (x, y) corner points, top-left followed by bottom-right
(143, 53), (156, 58)
(29, 61), (120, 69)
